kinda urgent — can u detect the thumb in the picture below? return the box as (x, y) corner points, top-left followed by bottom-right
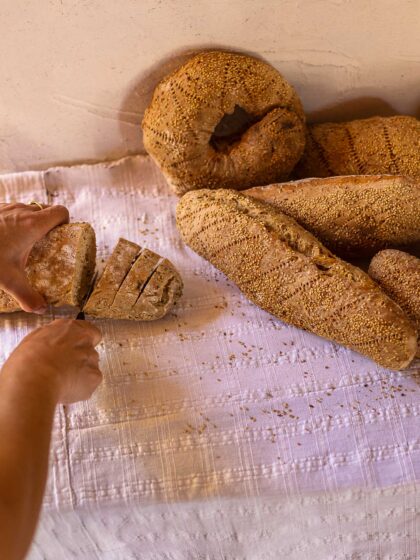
(31, 205), (69, 241)
(1, 267), (47, 314)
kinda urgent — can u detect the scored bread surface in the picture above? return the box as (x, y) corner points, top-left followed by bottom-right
(245, 175), (420, 257)
(0, 223), (96, 313)
(110, 248), (162, 316)
(176, 189), (417, 370)
(142, 50), (305, 195)
(130, 260), (183, 321)
(294, 115), (420, 179)
(83, 238), (141, 317)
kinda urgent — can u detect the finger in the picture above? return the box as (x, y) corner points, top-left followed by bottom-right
(86, 366), (103, 389)
(86, 351), (100, 368)
(78, 345), (100, 362)
(31, 205), (70, 239)
(59, 367), (103, 405)
(47, 318), (101, 345)
(2, 202), (46, 214)
(1, 202), (36, 211)
(26, 203), (48, 211)
(74, 320), (102, 346)
(1, 267), (47, 313)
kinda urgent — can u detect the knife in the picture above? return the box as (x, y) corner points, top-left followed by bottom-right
(76, 271), (98, 320)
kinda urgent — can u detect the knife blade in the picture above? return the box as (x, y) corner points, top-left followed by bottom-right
(76, 271), (98, 320)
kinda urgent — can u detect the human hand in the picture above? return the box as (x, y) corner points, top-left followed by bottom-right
(2, 318), (103, 404)
(0, 202), (69, 313)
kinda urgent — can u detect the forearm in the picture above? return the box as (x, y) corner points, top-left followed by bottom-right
(0, 361), (58, 560)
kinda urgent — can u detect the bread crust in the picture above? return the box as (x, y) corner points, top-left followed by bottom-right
(245, 175), (420, 257)
(110, 248), (161, 316)
(0, 223), (96, 312)
(176, 189), (417, 369)
(142, 50), (305, 195)
(294, 116), (420, 179)
(369, 249), (420, 357)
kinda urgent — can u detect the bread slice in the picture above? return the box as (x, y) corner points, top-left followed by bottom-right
(83, 238), (141, 317)
(0, 223), (96, 313)
(176, 189), (417, 370)
(84, 240), (183, 320)
(245, 175), (420, 257)
(129, 259), (183, 321)
(369, 250), (420, 357)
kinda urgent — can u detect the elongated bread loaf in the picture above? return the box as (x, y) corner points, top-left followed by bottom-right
(84, 239), (183, 320)
(294, 116), (420, 179)
(245, 175), (420, 257)
(176, 189), (417, 369)
(369, 250), (420, 357)
(0, 223), (96, 313)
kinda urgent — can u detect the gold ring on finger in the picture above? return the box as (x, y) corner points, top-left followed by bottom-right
(27, 200), (44, 211)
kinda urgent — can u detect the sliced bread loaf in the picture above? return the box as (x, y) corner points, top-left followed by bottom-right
(84, 240), (183, 321)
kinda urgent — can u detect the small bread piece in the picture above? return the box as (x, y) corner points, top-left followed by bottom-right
(83, 238), (141, 317)
(129, 259), (183, 321)
(245, 175), (420, 257)
(176, 189), (417, 370)
(84, 240), (183, 321)
(294, 116), (420, 179)
(0, 223), (96, 313)
(369, 250), (420, 357)
(142, 50), (305, 195)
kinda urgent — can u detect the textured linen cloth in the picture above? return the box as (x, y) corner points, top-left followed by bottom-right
(0, 156), (419, 557)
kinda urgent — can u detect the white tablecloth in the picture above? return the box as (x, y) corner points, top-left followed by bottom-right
(0, 156), (418, 558)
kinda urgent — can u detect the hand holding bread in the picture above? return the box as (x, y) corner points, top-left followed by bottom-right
(0, 221), (96, 313)
(0, 202), (70, 313)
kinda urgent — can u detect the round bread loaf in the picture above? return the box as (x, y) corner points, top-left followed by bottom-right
(245, 175), (420, 257)
(176, 189), (417, 370)
(142, 50), (305, 196)
(294, 115), (420, 179)
(369, 250), (420, 357)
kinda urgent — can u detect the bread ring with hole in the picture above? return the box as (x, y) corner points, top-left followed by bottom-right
(142, 51), (306, 196)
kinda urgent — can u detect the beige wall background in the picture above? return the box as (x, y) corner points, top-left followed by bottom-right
(0, 0), (419, 173)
